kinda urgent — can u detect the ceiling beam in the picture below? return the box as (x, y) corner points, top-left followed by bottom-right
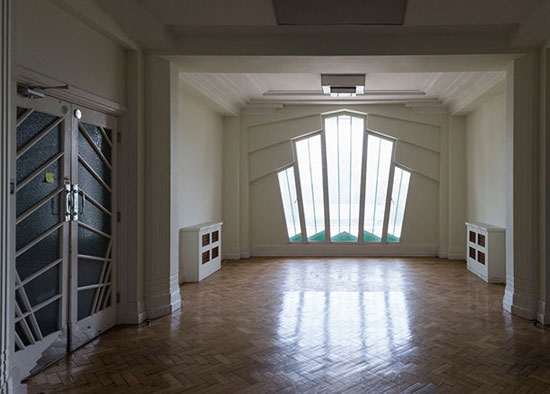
(510, 0), (550, 48)
(96, 0), (176, 50)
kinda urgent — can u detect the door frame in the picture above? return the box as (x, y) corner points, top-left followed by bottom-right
(12, 94), (72, 378)
(12, 66), (128, 376)
(69, 105), (119, 351)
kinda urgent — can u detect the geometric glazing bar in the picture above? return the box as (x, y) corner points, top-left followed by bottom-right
(16, 108), (34, 127)
(78, 222), (111, 239)
(16, 152), (64, 192)
(17, 117), (63, 159)
(15, 222), (64, 258)
(17, 257), (63, 289)
(82, 191), (112, 216)
(78, 123), (112, 170)
(16, 222), (64, 258)
(99, 126), (112, 148)
(16, 186), (64, 224)
(78, 155), (112, 192)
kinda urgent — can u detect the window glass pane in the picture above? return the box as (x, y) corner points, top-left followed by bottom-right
(387, 167), (411, 242)
(277, 167), (302, 242)
(363, 135), (393, 242)
(325, 115), (364, 242)
(296, 134), (325, 242)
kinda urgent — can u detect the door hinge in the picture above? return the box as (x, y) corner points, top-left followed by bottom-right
(117, 211), (121, 222)
(116, 291), (120, 304)
(117, 132), (121, 143)
(9, 179), (14, 194)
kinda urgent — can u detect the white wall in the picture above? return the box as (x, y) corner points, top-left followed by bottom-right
(465, 92), (508, 228)
(16, 0), (126, 104)
(174, 80), (223, 280)
(223, 104), (460, 257)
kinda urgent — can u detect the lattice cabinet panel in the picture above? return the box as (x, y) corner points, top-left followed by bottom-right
(465, 222), (505, 283)
(180, 222), (223, 282)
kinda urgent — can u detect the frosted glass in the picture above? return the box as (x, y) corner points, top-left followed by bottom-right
(325, 115), (364, 242)
(277, 167), (301, 242)
(296, 135), (325, 242)
(363, 135), (393, 242)
(388, 168), (411, 242)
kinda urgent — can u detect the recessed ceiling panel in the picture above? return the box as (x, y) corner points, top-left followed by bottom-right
(273, 0), (407, 25)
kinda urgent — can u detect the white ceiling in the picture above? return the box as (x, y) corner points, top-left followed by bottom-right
(180, 70), (506, 115)
(140, 0), (539, 27)
(96, 0), (550, 52)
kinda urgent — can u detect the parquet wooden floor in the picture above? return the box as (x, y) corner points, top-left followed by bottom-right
(26, 257), (550, 393)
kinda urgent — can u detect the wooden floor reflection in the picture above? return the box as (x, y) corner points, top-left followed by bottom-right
(27, 257), (550, 393)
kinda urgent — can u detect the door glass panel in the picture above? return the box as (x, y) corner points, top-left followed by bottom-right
(77, 259), (104, 287)
(16, 111), (57, 150)
(23, 264), (60, 307)
(79, 200), (111, 235)
(325, 115), (364, 242)
(16, 122), (62, 183)
(363, 135), (393, 242)
(388, 168), (411, 242)
(77, 122), (113, 321)
(296, 134), (325, 242)
(78, 162), (111, 211)
(16, 194), (61, 251)
(15, 106), (64, 357)
(78, 128), (111, 186)
(277, 167), (302, 242)
(78, 226), (110, 257)
(16, 229), (61, 281)
(16, 159), (61, 216)
(34, 299), (60, 337)
(77, 289), (96, 321)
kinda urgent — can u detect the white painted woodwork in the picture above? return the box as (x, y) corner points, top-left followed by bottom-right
(466, 222), (505, 283)
(144, 55), (181, 319)
(503, 53), (541, 320)
(180, 222), (223, 282)
(0, 0), (13, 391)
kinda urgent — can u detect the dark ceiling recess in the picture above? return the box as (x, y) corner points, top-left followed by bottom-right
(272, 0), (407, 25)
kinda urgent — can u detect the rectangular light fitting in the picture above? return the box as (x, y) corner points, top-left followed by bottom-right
(321, 74), (365, 97)
(273, 0), (407, 25)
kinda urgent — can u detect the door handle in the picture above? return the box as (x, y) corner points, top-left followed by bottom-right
(79, 190), (85, 215)
(72, 184), (79, 221)
(64, 182), (72, 222)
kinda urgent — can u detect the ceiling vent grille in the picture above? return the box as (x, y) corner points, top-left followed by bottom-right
(321, 74), (365, 97)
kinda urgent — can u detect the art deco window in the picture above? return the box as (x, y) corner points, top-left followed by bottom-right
(278, 113), (411, 244)
(277, 167), (301, 242)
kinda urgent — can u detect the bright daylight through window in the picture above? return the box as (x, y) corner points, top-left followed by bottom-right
(278, 113), (411, 244)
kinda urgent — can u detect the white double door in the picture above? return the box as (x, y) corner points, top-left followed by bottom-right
(13, 94), (118, 378)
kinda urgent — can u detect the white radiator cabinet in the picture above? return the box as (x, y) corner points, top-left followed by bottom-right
(180, 222), (223, 282)
(465, 222), (505, 283)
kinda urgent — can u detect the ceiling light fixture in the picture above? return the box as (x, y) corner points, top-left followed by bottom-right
(321, 74), (365, 98)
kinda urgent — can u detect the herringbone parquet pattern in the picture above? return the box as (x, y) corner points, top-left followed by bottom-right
(26, 258), (550, 393)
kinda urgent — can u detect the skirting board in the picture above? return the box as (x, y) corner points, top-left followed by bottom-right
(537, 299), (550, 325)
(250, 243), (439, 257)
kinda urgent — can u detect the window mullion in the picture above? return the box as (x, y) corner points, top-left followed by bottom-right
(336, 116), (341, 236)
(371, 139), (382, 234)
(381, 142), (397, 244)
(292, 144), (308, 243)
(320, 126), (331, 243)
(348, 116), (352, 234)
(357, 128), (369, 242)
(284, 170), (298, 236)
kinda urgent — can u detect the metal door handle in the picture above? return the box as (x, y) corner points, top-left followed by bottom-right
(72, 184), (79, 221)
(64, 183), (72, 222)
(79, 190), (85, 214)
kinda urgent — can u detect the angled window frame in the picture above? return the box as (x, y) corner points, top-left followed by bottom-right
(385, 163), (413, 243)
(279, 111), (410, 245)
(277, 164), (303, 243)
(362, 129), (397, 244)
